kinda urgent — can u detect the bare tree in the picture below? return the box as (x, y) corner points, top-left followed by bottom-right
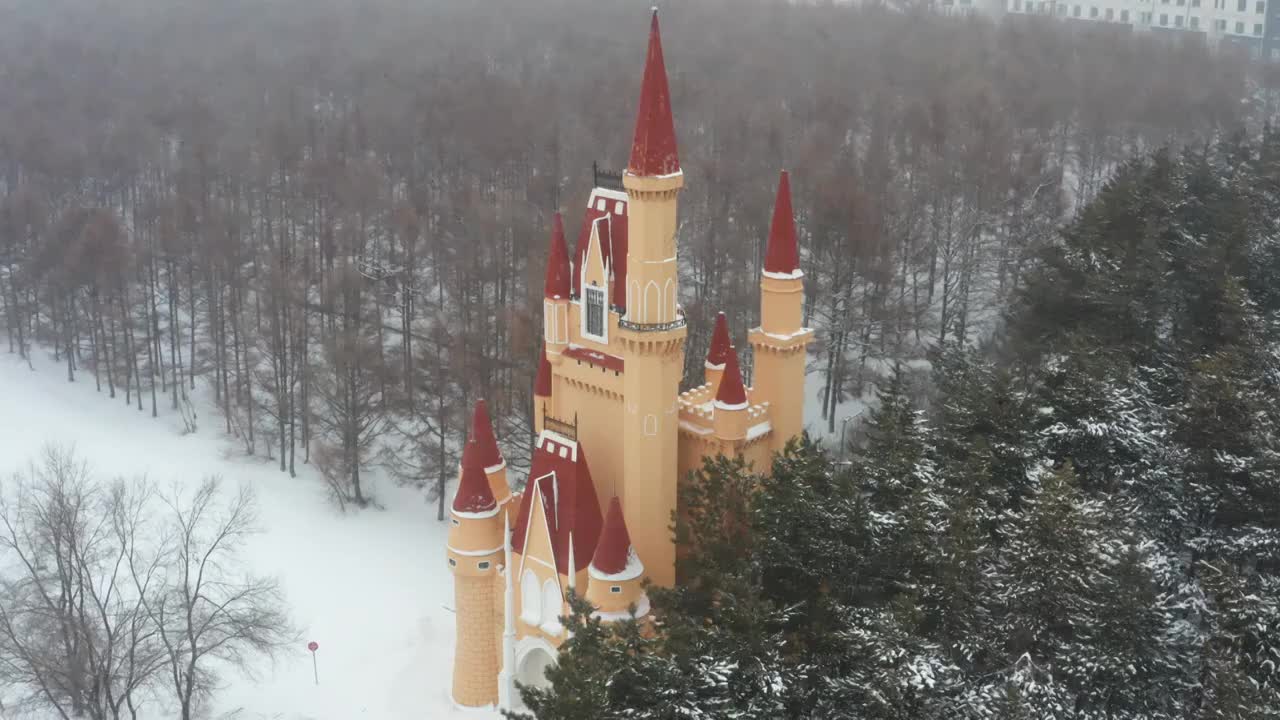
(136, 477), (295, 720)
(0, 445), (163, 720)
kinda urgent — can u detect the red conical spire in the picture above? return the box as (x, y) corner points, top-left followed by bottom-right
(453, 441), (497, 514)
(764, 170), (800, 275)
(706, 312), (732, 368)
(591, 497), (634, 575)
(715, 346), (748, 409)
(468, 399), (503, 469)
(627, 9), (680, 177)
(535, 345), (552, 397)
(544, 213), (571, 299)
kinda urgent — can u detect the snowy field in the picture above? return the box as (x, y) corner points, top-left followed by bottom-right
(0, 350), (490, 720)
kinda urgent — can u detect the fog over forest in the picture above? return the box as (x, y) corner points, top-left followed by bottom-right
(1, 1), (1279, 717)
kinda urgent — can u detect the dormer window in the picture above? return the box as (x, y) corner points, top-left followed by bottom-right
(583, 285), (606, 341)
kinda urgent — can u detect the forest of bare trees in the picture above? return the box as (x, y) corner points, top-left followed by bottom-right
(0, 445), (293, 719)
(0, 0), (1267, 514)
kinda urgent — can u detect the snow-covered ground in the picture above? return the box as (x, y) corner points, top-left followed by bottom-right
(0, 350), (490, 720)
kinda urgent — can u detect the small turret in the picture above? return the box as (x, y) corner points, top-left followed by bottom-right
(704, 311), (732, 391)
(586, 498), (649, 620)
(447, 425), (504, 709)
(749, 170), (814, 452)
(468, 400), (512, 516)
(713, 346), (748, 442)
(534, 345), (552, 434)
(543, 213), (571, 356)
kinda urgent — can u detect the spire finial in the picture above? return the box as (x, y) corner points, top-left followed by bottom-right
(714, 347), (748, 410)
(544, 213), (571, 300)
(764, 170), (800, 275)
(627, 9), (680, 177)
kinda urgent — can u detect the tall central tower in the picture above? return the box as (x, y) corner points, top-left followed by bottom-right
(617, 9), (686, 588)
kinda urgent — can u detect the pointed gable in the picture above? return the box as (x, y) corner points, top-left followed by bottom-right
(545, 212), (571, 300)
(572, 192), (629, 309)
(627, 10), (680, 178)
(715, 346), (748, 410)
(764, 170), (801, 276)
(706, 312), (733, 369)
(511, 431), (605, 575)
(468, 399), (503, 470)
(581, 216), (611, 291)
(591, 498), (635, 575)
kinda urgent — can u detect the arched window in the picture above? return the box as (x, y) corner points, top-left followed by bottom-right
(644, 282), (660, 323)
(520, 571), (540, 626)
(541, 579), (563, 632)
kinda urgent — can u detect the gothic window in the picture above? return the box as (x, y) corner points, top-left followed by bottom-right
(584, 285), (606, 340)
(520, 570), (540, 625)
(541, 579), (563, 631)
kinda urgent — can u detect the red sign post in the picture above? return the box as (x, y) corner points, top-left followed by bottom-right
(307, 641), (319, 685)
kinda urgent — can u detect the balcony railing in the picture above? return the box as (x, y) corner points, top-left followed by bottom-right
(592, 162), (625, 191)
(618, 315), (687, 333)
(543, 408), (578, 441)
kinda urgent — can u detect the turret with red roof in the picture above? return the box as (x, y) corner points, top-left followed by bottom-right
(543, 213), (571, 356)
(586, 497), (649, 620)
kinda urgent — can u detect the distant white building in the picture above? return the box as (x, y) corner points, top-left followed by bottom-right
(1001, 0), (1278, 59)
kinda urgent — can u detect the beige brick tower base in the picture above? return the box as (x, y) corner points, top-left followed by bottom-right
(452, 574), (499, 707)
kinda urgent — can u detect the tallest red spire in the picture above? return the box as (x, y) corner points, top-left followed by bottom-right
(627, 9), (680, 178)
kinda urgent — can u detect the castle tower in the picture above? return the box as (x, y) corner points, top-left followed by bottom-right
(468, 400), (512, 519)
(534, 345), (552, 434)
(704, 311), (732, 392)
(543, 213), (571, 359)
(586, 498), (649, 619)
(618, 9), (687, 589)
(447, 434), (505, 709)
(748, 171), (815, 453)
(713, 345), (749, 444)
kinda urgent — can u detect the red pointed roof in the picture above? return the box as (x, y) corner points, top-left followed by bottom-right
(453, 443), (497, 514)
(764, 170), (800, 275)
(591, 497), (634, 575)
(535, 346), (552, 397)
(715, 346), (748, 409)
(544, 213), (571, 300)
(469, 400), (503, 469)
(511, 433), (604, 575)
(706, 312), (732, 368)
(627, 10), (680, 178)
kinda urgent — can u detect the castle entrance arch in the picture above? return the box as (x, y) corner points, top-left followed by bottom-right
(517, 646), (556, 690)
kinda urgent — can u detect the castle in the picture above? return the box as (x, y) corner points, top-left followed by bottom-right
(446, 10), (813, 711)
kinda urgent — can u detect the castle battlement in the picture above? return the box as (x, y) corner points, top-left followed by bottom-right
(448, 9), (814, 712)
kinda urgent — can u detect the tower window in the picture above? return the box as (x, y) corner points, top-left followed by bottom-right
(610, 585), (623, 593)
(478, 561), (491, 570)
(584, 285), (606, 340)
(448, 558), (457, 567)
